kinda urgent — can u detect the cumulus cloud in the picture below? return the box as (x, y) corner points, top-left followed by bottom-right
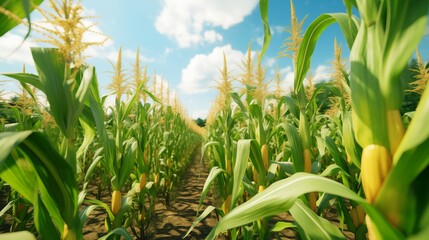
(0, 31), (38, 66)
(178, 44), (245, 94)
(155, 0), (259, 48)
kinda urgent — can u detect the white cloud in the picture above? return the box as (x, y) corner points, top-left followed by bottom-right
(313, 65), (330, 82)
(155, 0), (259, 48)
(164, 47), (173, 55)
(0, 31), (38, 66)
(265, 57), (276, 68)
(179, 44), (245, 94)
(203, 30), (223, 43)
(273, 65), (331, 95)
(256, 36), (264, 46)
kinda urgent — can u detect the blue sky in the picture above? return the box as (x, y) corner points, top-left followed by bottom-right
(1, 0), (429, 119)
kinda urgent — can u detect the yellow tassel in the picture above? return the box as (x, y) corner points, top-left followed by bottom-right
(111, 190), (122, 215)
(361, 144), (391, 203)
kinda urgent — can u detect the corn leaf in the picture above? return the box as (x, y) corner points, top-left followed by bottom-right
(258, 0), (271, 62)
(197, 167), (225, 215)
(376, 84), (429, 235)
(0, 231), (36, 240)
(231, 139), (252, 208)
(0, 0), (43, 37)
(295, 13), (358, 92)
(283, 123), (304, 172)
(290, 199), (345, 240)
(98, 227), (133, 240)
(206, 173), (402, 240)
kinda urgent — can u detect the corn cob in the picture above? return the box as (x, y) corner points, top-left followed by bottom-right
(261, 144), (269, 171)
(386, 110), (405, 157)
(350, 208), (359, 228)
(62, 223), (69, 240)
(258, 185), (265, 193)
(111, 190), (122, 215)
(361, 144), (391, 203)
(139, 173), (147, 190)
(223, 195), (232, 214)
(303, 149), (311, 173)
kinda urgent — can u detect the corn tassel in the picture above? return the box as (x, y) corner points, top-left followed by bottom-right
(361, 144), (392, 203)
(111, 190), (122, 215)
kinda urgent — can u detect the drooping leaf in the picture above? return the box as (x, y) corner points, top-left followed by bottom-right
(206, 173), (402, 240)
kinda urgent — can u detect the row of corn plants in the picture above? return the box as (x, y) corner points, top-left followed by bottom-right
(190, 0), (429, 239)
(0, 1), (203, 239)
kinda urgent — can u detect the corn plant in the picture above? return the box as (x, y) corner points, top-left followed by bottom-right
(201, 0), (429, 240)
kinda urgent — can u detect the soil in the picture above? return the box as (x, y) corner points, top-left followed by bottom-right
(81, 153), (219, 240)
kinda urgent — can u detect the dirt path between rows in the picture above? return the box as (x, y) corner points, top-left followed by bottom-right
(152, 155), (218, 239)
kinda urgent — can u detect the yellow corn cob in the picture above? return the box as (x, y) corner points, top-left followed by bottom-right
(226, 158), (232, 175)
(350, 208), (359, 228)
(261, 144), (269, 171)
(303, 149), (311, 173)
(62, 223), (69, 240)
(258, 185), (265, 193)
(309, 192), (317, 212)
(356, 205), (365, 225)
(139, 173), (147, 190)
(366, 215), (377, 240)
(223, 195), (232, 214)
(111, 190), (122, 215)
(144, 152), (148, 164)
(346, 150), (352, 164)
(386, 110), (405, 157)
(252, 166), (258, 183)
(154, 174), (159, 186)
(361, 144), (392, 203)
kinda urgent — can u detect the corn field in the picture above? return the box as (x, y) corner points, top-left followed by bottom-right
(1, 0), (429, 239)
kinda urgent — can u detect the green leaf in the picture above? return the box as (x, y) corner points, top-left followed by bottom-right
(295, 13), (358, 92)
(0, 0), (43, 37)
(283, 123), (304, 172)
(197, 167), (225, 215)
(376, 79), (429, 235)
(206, 173), (402, 240)
(0, 231), (36, 240)
(185, 206), (217, 238)
(290, 199), (346, 240)
(2, 73), (43, 91)
(231, 140), (252, 208)
(258, 0), (271, 62)
(98, 227), (133, 240)
(270, 221), (295, 232)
